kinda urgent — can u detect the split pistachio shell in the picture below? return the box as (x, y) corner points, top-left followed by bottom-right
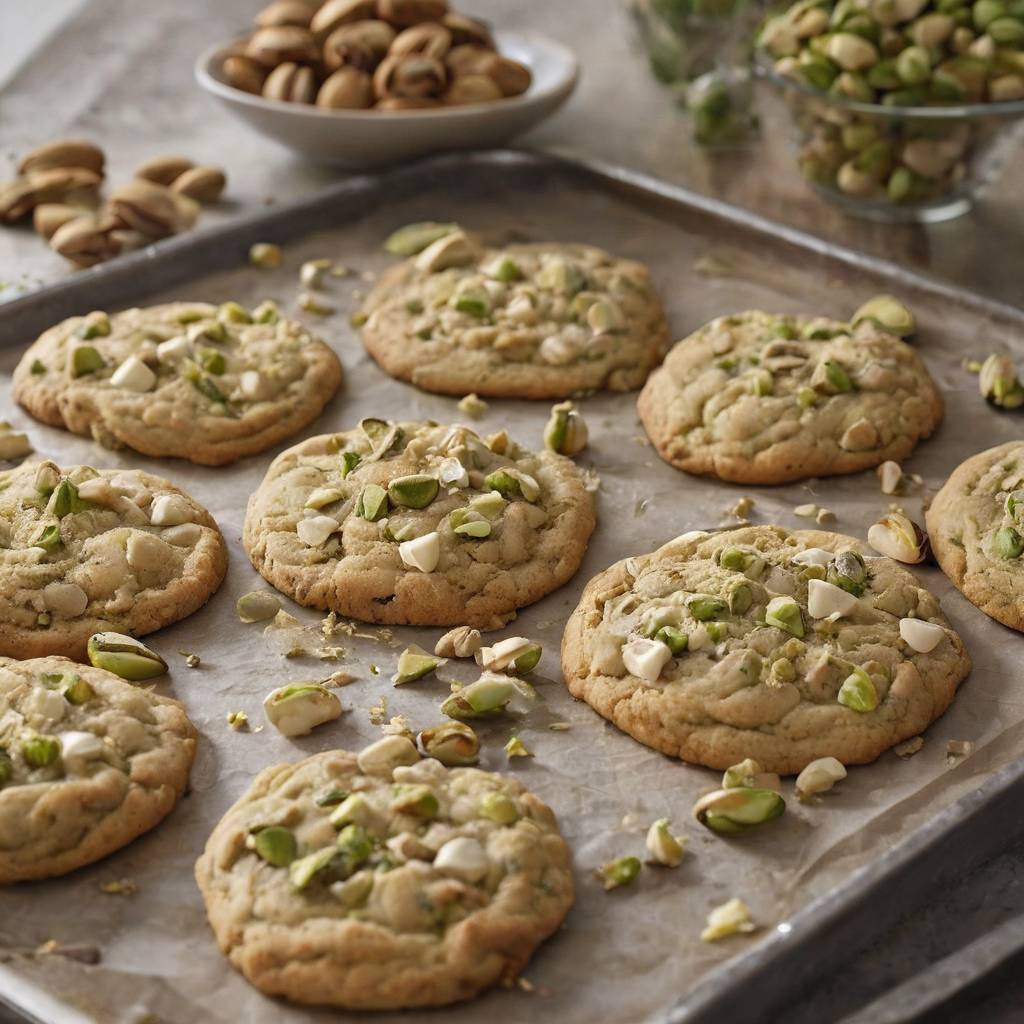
(263, 683), (342, 736)
(795, 757), (847, 800)
(398, 531), (440, 572)
(899, 617), (944, 652)
(701, 898), (756, 942)
(693, 787), (786, 833)
(253, 825), (298, 866)
(979, 354), (1024, 409)
(418, 721), (480, 766)
(596, 855), (642, 891)
(434, 836), (490, 883)
(621, 637), (673, 682)
(646, 818), (687, 867)
(87, 632), (168, 680)
(392, 644), (445, 684)
(867, 512), (929, 563)
(544, 401), (589, 456)
(356, 734), (420, 776)
(237, 591), (282, 623)
(852, 295), (916, 338)
(434, 626), (482, 658)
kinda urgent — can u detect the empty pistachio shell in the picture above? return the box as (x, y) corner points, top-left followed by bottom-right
(621, 637), (673, 682)
(388, 473), (439, 509)
(418, 721), (480, 766)
(263, 683), (342, 736)
(867, 512), (929, 563)
(852, 295), (916, 338)
(646, 818), (687, 867)
(392, 644), (445, 684)
(795, 757), (847, 800)
(253, 825), (298, 867)
(434, 626), (482, 659)
(595, 855), (642, 891)
(87, 632), (168, 680)
(237, 591), (282, 623)
(693, 787), (786, 833)
(544, 400), (589, 456)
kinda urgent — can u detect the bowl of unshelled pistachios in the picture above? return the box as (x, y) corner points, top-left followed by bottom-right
(757, 0), (1024, 222)
(195, 0), (577, 166)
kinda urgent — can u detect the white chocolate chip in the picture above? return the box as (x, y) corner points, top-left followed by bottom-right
(356, 734), (420, 776)
(60, 730), (105, 765)
(126, 531), (173, 572)
(75, 478), (120, 507)
(433, 836), (490, 883)
(239, 370), (264, 400)
(43, 582), (89, 618)
(305, 488), (343, 510)
(110, 355), (157, 393)
(26, 687), (67, 722)
(296, 515), (339, 547)
(899, 617), (944, 653)
(791, 547), (834, 567)
(150, 494), (193, 527)
(437, 457), (469, 488)
(156, 335), (192, 364)
(621, 638), (673, 682)
(161, 523), (202, 547)
(538, 329), (585, 366)
(399, 532), (440, 573)
(793, 503), (818, 518)
(807, 578), (858, 619)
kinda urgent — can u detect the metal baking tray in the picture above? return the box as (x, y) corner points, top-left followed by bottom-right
(2, 150), (1024, 1024)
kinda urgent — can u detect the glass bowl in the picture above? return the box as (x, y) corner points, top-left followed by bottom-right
(759, 57), (1024, 222)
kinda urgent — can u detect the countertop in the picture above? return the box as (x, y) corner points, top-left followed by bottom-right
(2, 1), (1024, 1021)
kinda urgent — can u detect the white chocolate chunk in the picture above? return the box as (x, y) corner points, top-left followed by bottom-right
(60, 730), (105, 764)
(437, 457), (469, 488)
(161, 523), (202, 547)
(296, 515), (339, 547)
(156, 335), (192, 364)
(75, 478), (119, 507)
(150, 494), (193, 527)
(305, 488), (343, 510)
(622, 637), (673, 682)
(899, 617), (944, 653)
(26, 687), (67, 722)
(399, 532), (440, 573)
(43, 582), (89, 618)
(110, 355), (157, 393)
(356, 735), (420, 776)
(791, 547), (834, 567)
(807, 578), (859, 619)
(239, 370), (263, 400)
(433, 836), (489, 883)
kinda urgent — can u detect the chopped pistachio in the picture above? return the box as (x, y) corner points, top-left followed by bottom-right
(595, 855), (641, 891)
(693, 787), (785, 833)
(76, 312), (111, 340)
(227, 710), (248, 730)
(252, 299), (280, 324)
(994, 526), (1024, 559)
(688, 595), (727, 621)
(701, 898), (756, 942)
(61, 675), (95, 705)
(478, 790), (519, 824)
(252, 826), (298, 867)
(22, 734), (61, 768)
(645, 818), (687, 867)
(384, 221), (458, 257)
(504, 735), (531, 758)
(356, 483), (389, 522)
(722, 757), (765, 789)
(289, 847), (341, 890)
(765, 596), (804, 637)
(388, 474), (439, 509)
(852, 295), (915, 338)
(218, 301), (252, 324)
(389, 785), (439, 819)
(837, 666), (879, 713)
(457, 393), (488, 418)
(392, 645), (445, 685)
(419, 721), (480, 766)
(340, 451), (362, 478)
(654, 625), (688, 654)
(249, 242), (282, 268)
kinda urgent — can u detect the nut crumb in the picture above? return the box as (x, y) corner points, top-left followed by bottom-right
(382, 715), (412, 737)
(877, 460), (903, 495)
(894, 736), (924, 758)
(226, 710), (248, 731)
(815, 508), (836, 525)
(504, 735), (531, 758)
(100, 878), (137, 896)
(457, 393), (488, 418)
(793, 503), (818, 518)
(701, 898), (757, 942)
(947, 739), (973, 759)
(368, 697), (388, 725)
(324, 670), (356, 687)
(730, 496), (755, 518)
(548, 722), (572, 731)
(517, 977), (536, 993)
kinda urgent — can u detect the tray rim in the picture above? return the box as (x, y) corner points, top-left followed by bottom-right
(1, 147), (1023, 1024)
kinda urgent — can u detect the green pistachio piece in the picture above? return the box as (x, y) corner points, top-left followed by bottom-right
(87, 632), (168, 680)
(705, 621), (729, 642)
(720, 547), (753, 571)
(237, 591), (282, 623)
(478, 790), (519, 824)
(453, 518), (492, 538)
(76, 314), (111, 340)
(812, 359), (853, 394)
(693, 787), (785, 833)
(440, 674), (518, 720)
(827, 551), (868, 596)
(512, 642), (542, 673)
(419, 721), (480, 766)
(61, 674), (95, 705)
(30, 359), (46, 375)
(979, 354), (1024, 409)
(1006, 491), (1024, 521)
(688, 595), (727, 621)
(289, 846), (342, 890)
(484, 255), (523, 282)
(837, 666), (879, 712)
(995, 526), (1024, 559)
(728, 583), (753, 614)
(392, 645), (444, 685)
(0, 749), (11, 786)
(356, 484), (389, 522)
(329, 793), (377, 829)
(176, 309), (206, 324)
(654, 626), (688, 654)
(797, 386), (818, 408)
(538, 256), (586, 294)
(483, 469), (520, 498)
(253, 826), (298, 867)
(470, 491), (506, 518)
(750, 370), (773, 397)
(596, 855), (641, 891)
(199, 348), (226, 374)
(218, 301), (252, 324)
(771, 657), (796, 682)
(252, 300), (279, 324)
(334, 869), (374, 909)
(47, 479), (89, 518)
(453, 288), (490, 318)
(852, 295), (916, 338)
(33, 524), (62, 551)
(721, 757), (764, 789)
(69, 344), (105, 378)
(335, 823), (373, 873)
(389, 784), (439, 818)
(388, 474), (439, 509)
(315, 788), (349, 807)
(341, 451), (362, 478)
(765, 596), (804, 637)
(384, 221), (458, 256)
(22, 734), (61, 768)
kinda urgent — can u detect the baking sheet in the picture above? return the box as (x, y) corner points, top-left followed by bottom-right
(2, 153), (1024, 1024)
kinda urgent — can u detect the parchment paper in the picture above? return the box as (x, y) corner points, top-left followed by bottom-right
(2, 165), (1024, 1024)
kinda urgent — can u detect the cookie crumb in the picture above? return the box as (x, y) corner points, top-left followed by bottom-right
(368, 697), (388, 725)
(457, 393), (488, 418)
(100, 878), (137, 896)
(894, 735), (924, 758)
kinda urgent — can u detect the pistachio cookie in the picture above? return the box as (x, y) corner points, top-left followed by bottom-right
(0, 655), (196, 882)
(637, 310), (943, 484)
(195, 744), (574, 1010)
(0, 460), (227, 660)
(927, 441), (1024, 631)
(360, 231), (671, 398)
(561, 525), (970, 774)
(243, 419), (595, 629)
(13, 301), (343, 466)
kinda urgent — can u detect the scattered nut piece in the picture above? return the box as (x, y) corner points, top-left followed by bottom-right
(894, 736), (924, 758)
(544, 401), (588, 456)
(0, 423), (33, 461)
(475, 636), (542, 674)
(730, 496), (754, 519)
(867, 511), (929, 563)
(184, 653), (201, 669)
(392, 644), (445, 684)
(99, 879), (138, 896)
(237, 590), (283, 623)
(793, 503), (818, 518)
(815, 507), (836, 525)
(250, 241), (283, 268)
(263, 682), (343, 736)
(693, 787), (785, 834)
(701, 898), (756, 942)
(87, 632), (167, 680)
(877, 460), (904, 495)
(947, 739), (974, 758)
(504, 735), (531, 758)
(645, 818), (687, 867)
(794, 757), (847, 801)
(299, 291), (335, 315)
(595, 855), (641, 891)
(227, 710), (249, 730)
(979, 353), (1024, 410)
(457, 392), (488, 418)
(434, 625), (482, 658)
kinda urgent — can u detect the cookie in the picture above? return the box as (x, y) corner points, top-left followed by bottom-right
(13, 301), (343, 466)
(195, 745), (573, 1010)
(0, 460), (227, 660)
(927, 440), (1024, 631)
(637, 310), (943, 484)
(0, 655), (196, 882)
(561, 525), (970, 774)
(361, 233), (670, 398)
(243, 419), (595, 629)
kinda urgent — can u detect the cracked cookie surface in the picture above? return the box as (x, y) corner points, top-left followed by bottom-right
(361, 238), (670, 398)
(243, 419), (595, 629)
(561, 525), (970, 774)
(927, 440), (1024, 631)
(637, 310), (943, 484)
(13, 301), (343, 466)
(0, 655), (196, 883)
(195, 748), (573, 1010)
(0, 460), (227, 660)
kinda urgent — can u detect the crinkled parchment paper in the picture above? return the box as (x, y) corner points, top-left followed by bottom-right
(2, 168), (1023, 1024)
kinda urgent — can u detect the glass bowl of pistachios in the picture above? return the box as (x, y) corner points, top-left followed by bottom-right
(757, 0), (1024, 222)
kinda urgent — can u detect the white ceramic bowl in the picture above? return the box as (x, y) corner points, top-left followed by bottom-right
(195, 31), (578, 167)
